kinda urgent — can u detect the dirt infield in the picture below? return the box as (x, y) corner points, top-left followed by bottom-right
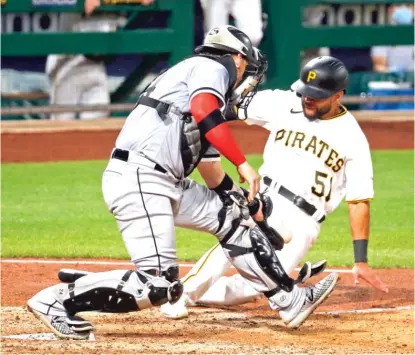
(1, 260), (414, 354)
(1, 115), (414, 354)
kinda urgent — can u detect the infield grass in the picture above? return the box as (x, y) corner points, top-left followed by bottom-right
(2, 151), (413, 267)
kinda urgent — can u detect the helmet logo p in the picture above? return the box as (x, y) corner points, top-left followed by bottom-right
(306, 71), (317, 82)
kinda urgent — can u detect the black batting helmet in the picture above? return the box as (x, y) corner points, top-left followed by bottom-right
(195, 25), (258, 67)
(291, 56), (349, 99)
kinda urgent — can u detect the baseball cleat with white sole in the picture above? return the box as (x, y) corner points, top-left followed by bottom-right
(286, 272), (339, 329)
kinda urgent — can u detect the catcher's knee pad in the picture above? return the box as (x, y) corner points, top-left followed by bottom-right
(143, 266), (183, 305)
(220, 224), (294, 295)
(56, 269), (182, 316)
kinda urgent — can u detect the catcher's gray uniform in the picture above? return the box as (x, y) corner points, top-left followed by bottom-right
(102, 56), (231, 271)
(100, 50), (296, 302)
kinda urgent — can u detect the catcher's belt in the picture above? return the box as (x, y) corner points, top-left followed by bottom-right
(263, 177), (325, 223)
(111, 148), (167, 174)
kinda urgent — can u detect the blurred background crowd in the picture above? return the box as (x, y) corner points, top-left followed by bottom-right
(1, 0), (414, 120)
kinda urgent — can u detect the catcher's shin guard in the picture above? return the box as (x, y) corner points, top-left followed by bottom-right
(220, 221), (294, 296)
(214, 190), (293, 294)
(51, 269), (182, 316)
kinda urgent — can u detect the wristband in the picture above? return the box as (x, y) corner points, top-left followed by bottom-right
(212, 174), (234, 193)
(353, 239), (368, 263)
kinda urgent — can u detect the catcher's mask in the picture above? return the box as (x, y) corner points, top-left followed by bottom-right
(236, 47), (268, 113)
(195, 25), (259, 72)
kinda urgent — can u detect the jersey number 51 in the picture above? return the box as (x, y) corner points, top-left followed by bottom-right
(312, 171), (333, 202)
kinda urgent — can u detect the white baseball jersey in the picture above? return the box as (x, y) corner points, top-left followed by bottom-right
(163, 90), (375, 310)
(241, 89), (374, 215)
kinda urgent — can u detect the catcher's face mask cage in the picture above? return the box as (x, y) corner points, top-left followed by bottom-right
(237, 49), (268, 114)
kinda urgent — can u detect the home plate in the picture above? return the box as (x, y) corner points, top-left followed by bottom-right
(1, 333), (59, 341)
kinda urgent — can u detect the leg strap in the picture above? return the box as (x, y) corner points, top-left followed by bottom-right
(145, 266), (180, 282)
(221, 244), (253, 258)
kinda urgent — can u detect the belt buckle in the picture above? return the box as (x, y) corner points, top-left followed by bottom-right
(166, 103), (182, 120)
(293, 195), (302, 206)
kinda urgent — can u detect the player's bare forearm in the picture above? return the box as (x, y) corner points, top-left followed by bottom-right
(347, 200), (370, 241)
(198, 161), (225, 189)
(347, 200), (388, 292)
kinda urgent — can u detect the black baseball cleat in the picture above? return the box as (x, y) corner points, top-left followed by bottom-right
(295, 260), (327, 284)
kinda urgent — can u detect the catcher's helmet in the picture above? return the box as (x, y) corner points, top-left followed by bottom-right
(195, 25), (258, 67)
(291, 56), (348, 99)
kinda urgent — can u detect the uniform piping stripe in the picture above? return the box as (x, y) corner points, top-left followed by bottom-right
(136, 167), (162, 272)
(320, 104), (348, 120)
(181, 244), (221, 284)
(189, 88), (225, 107)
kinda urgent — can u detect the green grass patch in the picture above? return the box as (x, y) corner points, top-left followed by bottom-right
(2, 151), (413, 267)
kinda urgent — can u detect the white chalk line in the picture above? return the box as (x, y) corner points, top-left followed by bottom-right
(316, 304), (413, 315)
(0, 258), (353, 273)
